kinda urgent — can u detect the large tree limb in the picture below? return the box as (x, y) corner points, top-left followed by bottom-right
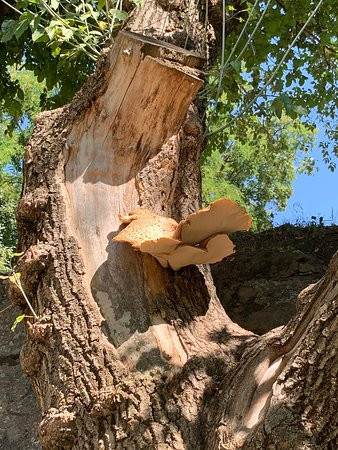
(13, 30), (254, 448)
(204, 251), (338, 449)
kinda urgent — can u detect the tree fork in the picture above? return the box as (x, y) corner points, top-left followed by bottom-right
(11, 4), (338, 450)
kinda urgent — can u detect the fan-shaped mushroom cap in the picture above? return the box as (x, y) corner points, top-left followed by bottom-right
(113, 209), (178, 249)
(118, 208), (155, 224)
(177, 198), (252, 245)
(152, 255), (170, 268)
(167, 233), (234, 270)
(140, 237), (181, 255)
(113, 198), (251, 270)
(139, 234), (234, 271)
(139, 237), (181, 268)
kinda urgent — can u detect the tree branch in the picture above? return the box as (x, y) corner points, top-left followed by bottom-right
(274, 0), (337, 55)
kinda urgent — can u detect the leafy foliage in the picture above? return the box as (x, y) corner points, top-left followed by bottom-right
(10, 313), (25, 331)
(0, 70), (43, 271)
(205, 0), (337, 170)
(0, 252), (39, 329)
(0, 0), (139, 113)
(201, 0), (337, 229)
(202, 115), (317, 230)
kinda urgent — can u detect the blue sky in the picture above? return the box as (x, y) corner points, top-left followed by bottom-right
(272, 121), (338, 226)
(273, 157), (338, 226)
(264, 63), (337, 227)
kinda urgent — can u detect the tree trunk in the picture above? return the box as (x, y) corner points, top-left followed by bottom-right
(11, 2), (337, 449)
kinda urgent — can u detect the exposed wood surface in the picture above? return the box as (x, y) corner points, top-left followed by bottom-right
(64, 31), (203, 365)
(122, 31), (205, 68)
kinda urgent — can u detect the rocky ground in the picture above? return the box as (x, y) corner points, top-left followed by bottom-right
(0, 280), (40, 450)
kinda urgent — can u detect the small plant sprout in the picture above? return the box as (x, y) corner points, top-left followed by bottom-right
(0, 251), (39, 331)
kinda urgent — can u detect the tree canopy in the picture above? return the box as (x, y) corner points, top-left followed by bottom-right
(1, 1), (336, 141)
(202, 114), (316, 229)
(205, 0), (337, 163)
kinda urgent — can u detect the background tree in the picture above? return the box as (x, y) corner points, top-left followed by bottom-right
(204, 0), (337, 167)
(202, 115), (316, 229)
(0, 70), (43, 271)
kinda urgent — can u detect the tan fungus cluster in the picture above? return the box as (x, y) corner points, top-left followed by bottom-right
(113, 198), (252, 270)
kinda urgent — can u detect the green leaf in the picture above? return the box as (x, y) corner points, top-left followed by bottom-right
(62, 27), (73, 41)
(279, 93), (297, 119)
(29, 14), (41, 32)
(17, 88), (25, 100)
(51, 0), (59, 10)
(11, 315), (25, 332)
(86, 3), (100, 20)
(271, 98), (283, 119)
(32, 28), (47, 42)
(98, 0), (106, 11)
(17, 0), (29, 7)
(46, 25), (57, 40)
(89, 30), (103, 36)
(12, 252), (24, 257)
(1, 20), (19, 43)
(293, 105), (308, 116)
(98, 21), (108, 31)
(19, 11), (35, 23)
(51, 42), (61, 57)
(14, 19), (29, 40)
(109, 9), (128, 21)
(80, 13), (92, 21)
(230, 60), (241, 73)
(6, 98), (22, 119)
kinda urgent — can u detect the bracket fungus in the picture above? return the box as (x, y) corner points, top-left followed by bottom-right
(113, 198), (252, 271)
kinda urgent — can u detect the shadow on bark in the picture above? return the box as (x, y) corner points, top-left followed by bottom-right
(90, 229), (212, 370)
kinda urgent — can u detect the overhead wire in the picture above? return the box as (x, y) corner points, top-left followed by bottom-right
(205, 0), (325, 137)
(207, 0), (260, 129)
(215, 0), (226, 106)
(214, 0), (260, 99)
(233, 0), (272, 67)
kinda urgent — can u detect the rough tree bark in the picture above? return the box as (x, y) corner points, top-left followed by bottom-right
(10, 1), (337, 449)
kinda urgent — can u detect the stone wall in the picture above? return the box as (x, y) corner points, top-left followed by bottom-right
(211, 225), (338, 334)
